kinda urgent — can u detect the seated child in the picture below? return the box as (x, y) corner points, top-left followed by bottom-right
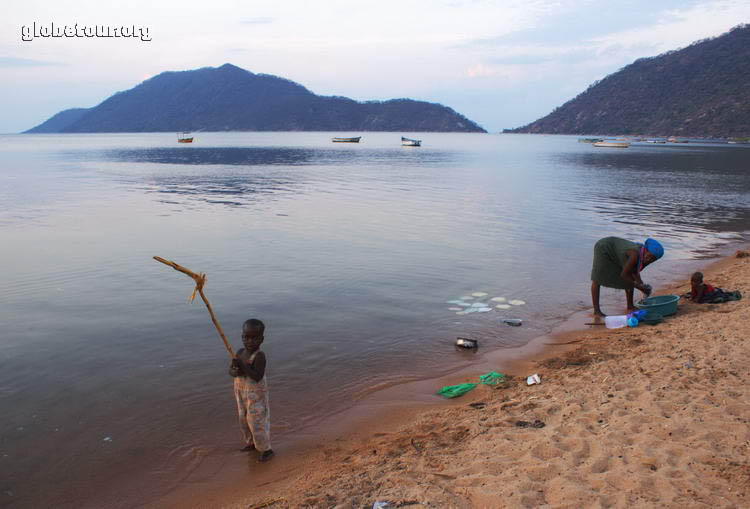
(228, 318), (274, 462)
(688, 272), (742, 304)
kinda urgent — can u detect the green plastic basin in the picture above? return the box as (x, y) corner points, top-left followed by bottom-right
(635, 294), (679, 316)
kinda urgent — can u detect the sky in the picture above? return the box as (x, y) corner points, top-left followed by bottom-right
(2, 0), (749, 133)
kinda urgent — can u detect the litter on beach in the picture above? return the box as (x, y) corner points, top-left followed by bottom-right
(448, 307), (462, 311)
(479, 371), (506, 385)
(456, 337), (478, 348)
(509, 299), (526, 306)
(491, 297), (507, 302)
(470, 302), (488, 307)
(438, 371), (506, 398)
(502, 318), (523, 326)
(471, 292), (489, 297)
(526, 374), (541, 385)
(437, 382), (478, 398)
(496, 304), (511, 309)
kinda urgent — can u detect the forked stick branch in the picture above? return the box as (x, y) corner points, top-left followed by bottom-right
(153, 256), (235, 358)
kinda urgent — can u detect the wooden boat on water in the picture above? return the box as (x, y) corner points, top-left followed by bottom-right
(593, 141), (630, 148)
(177, 132), (193, 143)
(332, 136), (361, 143)
(667, 137), (688, 143)
(401, 136), (421, 147)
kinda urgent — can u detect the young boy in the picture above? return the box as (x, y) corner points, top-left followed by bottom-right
(228, 318), (274, 462)
(688, 272), (742, 304)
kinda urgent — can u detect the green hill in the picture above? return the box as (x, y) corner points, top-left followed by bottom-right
(508, 24), (750, 137)
(26, 64), (485, 133)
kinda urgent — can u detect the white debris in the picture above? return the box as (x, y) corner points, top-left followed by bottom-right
(509, 299), (526, 306)
(490, 297), (507, 302)
(471, 292), (488, 297)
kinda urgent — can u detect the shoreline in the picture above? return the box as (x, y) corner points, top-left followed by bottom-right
(154, 245), (750, 508)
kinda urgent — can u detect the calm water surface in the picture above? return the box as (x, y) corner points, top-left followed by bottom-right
(1, 132), (748, 506)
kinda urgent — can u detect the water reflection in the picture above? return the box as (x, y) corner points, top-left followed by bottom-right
(103, 146), (320, 166)
(558, 146), (750, 237)
(101, 146), (456, 167)
(98, 146), (458, 208)
(145, 173), (301, 207)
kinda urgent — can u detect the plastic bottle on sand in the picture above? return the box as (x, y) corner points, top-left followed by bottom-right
(604, 315), (628, 329)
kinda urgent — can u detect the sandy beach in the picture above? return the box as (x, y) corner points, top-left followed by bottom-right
(160, 249), (750, 508)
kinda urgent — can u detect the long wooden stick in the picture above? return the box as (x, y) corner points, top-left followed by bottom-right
(153, 256), (235, 358)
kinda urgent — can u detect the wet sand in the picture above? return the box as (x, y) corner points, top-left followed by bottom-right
(148, 248), (750, 508)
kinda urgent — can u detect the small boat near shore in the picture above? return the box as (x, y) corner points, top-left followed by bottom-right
(332, 136), (361, 143)
(593, 141), (630, 148)
(177, 132), (193, 143)
(401, 137), (421, 147)
(578, 138), (603, 143)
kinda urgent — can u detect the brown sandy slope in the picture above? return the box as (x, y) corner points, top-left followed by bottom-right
(184, 250), (750, 508)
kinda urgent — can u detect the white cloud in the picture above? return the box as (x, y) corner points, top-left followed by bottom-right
(1, 0), (748, 132)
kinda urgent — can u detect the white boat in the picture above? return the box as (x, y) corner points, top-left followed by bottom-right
(331, 136), (361, 143)
(401, 136), (421, 147)
(177, 132), (193, 143)
(593, 141), (630, 148)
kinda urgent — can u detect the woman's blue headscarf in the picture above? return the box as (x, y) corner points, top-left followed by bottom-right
(644, 238), (664, 259)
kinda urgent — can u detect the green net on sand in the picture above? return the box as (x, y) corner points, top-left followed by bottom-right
(436, 383), (477, 398)
(437, 371), (507, 398)
(479, 371), (506, 385)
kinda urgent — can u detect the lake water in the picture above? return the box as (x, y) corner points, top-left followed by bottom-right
(1, 132), (749, 506)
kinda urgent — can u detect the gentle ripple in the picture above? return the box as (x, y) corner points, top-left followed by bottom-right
(0, 132), (748, 507)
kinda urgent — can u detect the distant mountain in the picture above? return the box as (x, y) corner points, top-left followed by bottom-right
(28, 108), (90, 134)
(508, 24), (750, 137)
(26, 64), (485, 133)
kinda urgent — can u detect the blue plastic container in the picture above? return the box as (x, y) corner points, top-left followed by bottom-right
(635, 294), (679, 316)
